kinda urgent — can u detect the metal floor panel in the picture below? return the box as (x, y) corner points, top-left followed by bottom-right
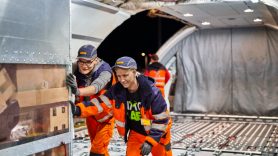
(73, 114), (278, 156)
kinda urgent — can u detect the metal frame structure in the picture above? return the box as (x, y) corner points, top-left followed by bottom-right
(171, 113), (278, 155)
(0, 0), (72, 155)
(0, 133), (72, 156)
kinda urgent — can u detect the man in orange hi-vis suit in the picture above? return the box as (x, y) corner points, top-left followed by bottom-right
(144, 54), (171, 97)
(71, 56), (172, 156)
(66, 44), (114, 156)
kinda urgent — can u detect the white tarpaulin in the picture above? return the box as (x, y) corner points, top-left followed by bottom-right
(174, 27), (278, 116)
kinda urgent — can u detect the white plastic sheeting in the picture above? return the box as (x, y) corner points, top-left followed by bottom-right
(174, 27), (278, 116)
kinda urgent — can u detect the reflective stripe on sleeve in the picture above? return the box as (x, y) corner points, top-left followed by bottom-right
(99, 95), (112, 108)
(91, 98), (103, 113)
(97, 114), (113, 122)
(155, 82), (165, 86)
(115, 120), (125, 128)
(151, 123), (167, 131)
(152, 112), (169, 120)
(154, 77), (165, 81)
(144, 125), (151, 131)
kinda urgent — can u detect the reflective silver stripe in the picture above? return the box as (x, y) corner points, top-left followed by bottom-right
(155, 82), (165, 86)
(115, 120), (125, 128)
(144, 125), (151, 131)
(97, 114), (113, 122)
(151, 123), (167, 131)
(99, 95), (112, 108)
(152, 112), (169, 120)
(154, 77), (165, 80)
(91, 98), (103, 113)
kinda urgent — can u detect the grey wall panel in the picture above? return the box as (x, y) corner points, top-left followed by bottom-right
(71, 3), (128, 40)
(70, 38), (100, 61)
(70, 2), (130, 61)
(0, 0), (70, 64)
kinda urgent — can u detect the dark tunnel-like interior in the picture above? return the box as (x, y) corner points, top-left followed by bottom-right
(97, 10), (185, 71)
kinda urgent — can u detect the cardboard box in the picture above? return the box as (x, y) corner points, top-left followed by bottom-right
(0, 68), (16, 112)
(16, 64), (66, 91)
(16, 87), (68, 107)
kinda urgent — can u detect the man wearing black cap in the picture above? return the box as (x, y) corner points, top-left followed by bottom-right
(71, 56), (173, 156)
(66, 44), (114, 156)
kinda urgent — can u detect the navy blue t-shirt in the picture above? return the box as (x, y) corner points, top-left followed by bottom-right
(126, 89), (147, 136)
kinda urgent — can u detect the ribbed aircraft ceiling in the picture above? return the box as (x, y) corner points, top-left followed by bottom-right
(95, 0), (278, 29)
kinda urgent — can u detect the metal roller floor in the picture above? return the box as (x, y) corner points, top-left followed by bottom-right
(73, 114), (278, 156)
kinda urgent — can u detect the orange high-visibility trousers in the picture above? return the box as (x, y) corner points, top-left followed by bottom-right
(126, 130), (172, 156)
(86, 117), (114, 156)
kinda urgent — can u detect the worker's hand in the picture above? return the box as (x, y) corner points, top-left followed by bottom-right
(68, 101), (80, 116)
(140, 141), (152, 156)
(66, 73), (80, 95)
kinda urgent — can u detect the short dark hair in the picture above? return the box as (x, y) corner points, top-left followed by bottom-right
(149, 54), (159, 61)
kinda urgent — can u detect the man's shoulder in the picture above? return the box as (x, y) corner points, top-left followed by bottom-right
(94, 60), (112, 74)
(138, 75), (158, 93)
(99, 60), (112, 69)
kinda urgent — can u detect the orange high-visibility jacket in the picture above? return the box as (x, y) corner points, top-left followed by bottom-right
(144, 62), (170, 97)
(74, 60), (114, 122)
(76, 75), (172, 147)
